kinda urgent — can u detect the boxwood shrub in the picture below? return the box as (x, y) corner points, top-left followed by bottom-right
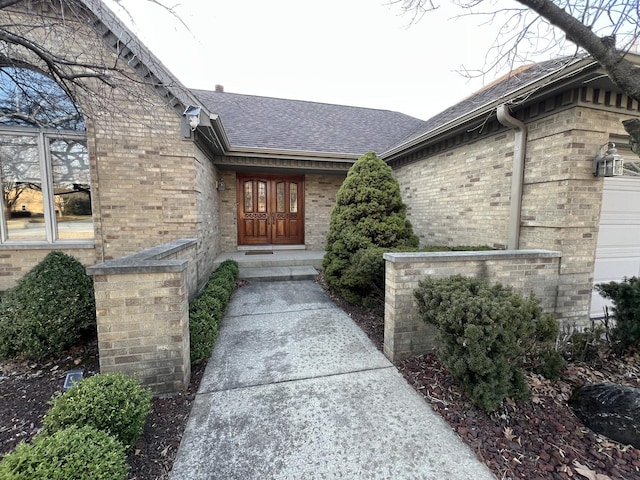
(0, 251), (95, 360)
(190, 260), (239, 365)
(0, 425), (128, 480)
(414, 275), (559, 412)
(43, 373), (152, 448)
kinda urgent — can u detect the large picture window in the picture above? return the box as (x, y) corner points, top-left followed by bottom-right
(0, 67), (92, 243)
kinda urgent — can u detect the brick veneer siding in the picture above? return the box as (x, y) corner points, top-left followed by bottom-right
(391, 98), (639, 326)
(87, 239), (197, 394)
(305, 174), (344, 250)
(0, 5), (219, 291)
(383, 250), (562, 362)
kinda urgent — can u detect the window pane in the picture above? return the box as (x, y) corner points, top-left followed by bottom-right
(0, 68), (85, 130)
(0, 135), (46, 241)
(257, 181), (266, 213)
(276, 182), (284, 213)
(50, 138), (93, 240)
(290, 183), (298, 213)
(244, 181), (253, 212)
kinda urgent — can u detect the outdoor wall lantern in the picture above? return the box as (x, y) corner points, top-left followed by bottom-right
(216, 178), (226, 191)
(183, 105), (201, 131)
(593, 142), (624, 177)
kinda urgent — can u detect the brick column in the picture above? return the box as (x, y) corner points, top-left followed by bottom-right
(87, 239), (196, 394)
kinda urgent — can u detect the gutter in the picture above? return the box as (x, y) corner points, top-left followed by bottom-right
(496, 104), (527, 250)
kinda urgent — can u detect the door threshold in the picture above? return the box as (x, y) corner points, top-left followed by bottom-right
(237, 244), (306, 252)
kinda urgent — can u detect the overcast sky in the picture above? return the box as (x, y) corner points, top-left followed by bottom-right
(105, 0), (533, 121)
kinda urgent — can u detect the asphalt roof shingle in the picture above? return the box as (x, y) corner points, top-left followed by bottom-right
(192, 56), (601, 157)
(192, 89), (427, 156)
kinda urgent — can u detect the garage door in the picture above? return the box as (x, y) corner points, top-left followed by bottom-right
(590, 176), (640, 318)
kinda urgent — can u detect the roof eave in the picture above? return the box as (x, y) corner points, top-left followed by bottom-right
(218, 146), (361, 162)
(80, 0), (231, 157)
(381, 57), (600, 161)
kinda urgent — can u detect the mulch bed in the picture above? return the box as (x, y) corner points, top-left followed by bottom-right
(0, 336), (206, 480)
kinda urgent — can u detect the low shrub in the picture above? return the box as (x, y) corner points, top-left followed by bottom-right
(189, 260), (239, 364)
(414, 275), (559, 412)
(43, 373), (152, 448)
(0, 425), (128, 480)
(595, 276), (640, 348)
(0, 251), (96, 360)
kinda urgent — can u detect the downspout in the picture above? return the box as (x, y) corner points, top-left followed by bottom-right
(496, 104), (527, 250)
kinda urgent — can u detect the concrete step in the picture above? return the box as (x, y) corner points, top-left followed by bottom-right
(239, 265), (319, 282)
(215, 251), (324, 270)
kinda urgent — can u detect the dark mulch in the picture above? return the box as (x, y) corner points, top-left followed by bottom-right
(0, 335), (205, 480)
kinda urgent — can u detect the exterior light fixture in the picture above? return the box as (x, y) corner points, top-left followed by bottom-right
(593, 142), (624, 177)
(216, 179), (225, 191)
(183, 105), (201, 131)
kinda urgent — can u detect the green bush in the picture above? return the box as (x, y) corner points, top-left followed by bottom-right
(0, 425), (128, 480)
(414, 275), (559, 412)
(189, 260), (239, 364)
(595, 276), (640, 348)
(0, 251), (96, 360)
(323, 151), (419, 305)
(43, 373), (152, 448)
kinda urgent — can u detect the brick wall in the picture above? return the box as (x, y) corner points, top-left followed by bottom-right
(383, 250), (562, 362)
(392, 101), (639, 325)
(305, 174), (344, 250)
(87, 239), (197, 393)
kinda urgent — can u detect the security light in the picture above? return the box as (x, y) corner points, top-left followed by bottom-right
(593, 142), (624, 177)
(183, 105), (201, 131)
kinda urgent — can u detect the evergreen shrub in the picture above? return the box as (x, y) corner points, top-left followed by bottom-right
(0, 251), (95, 359)
(595, 276), (640, 348)
(323, 151), (418, 305)
(43, 373), (152, 448)
(414, 275), (559, 411)
(0, 425), (128, 480)
(189, 260), (239, 364)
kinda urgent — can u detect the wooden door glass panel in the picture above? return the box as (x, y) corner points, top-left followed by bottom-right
(276, 182), (285, 213)
(244, 181), (253, 212)
(290, 183), (298, 213)
(257, 181), (266, 212)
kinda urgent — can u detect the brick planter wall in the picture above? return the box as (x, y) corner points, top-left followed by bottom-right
(86, 239), (198, 394)
(383, 250), (562, 362)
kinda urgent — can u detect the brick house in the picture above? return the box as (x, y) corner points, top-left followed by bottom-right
(1, 1), (639, 388)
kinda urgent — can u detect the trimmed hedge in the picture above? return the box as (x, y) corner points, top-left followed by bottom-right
(0, 251), (95, 360)
(414, 275), (559, 412)
(0, 425), (128, 480)
(43, 373), (152, 448)
(189, 259), (239, 364)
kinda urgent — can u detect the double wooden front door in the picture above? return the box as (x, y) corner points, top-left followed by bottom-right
(237, 174), (304, 245)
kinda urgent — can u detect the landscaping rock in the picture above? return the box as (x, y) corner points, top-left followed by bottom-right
(570, 382), (640, 448)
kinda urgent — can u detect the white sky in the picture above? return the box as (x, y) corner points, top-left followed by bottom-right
(104, 0), (527, 120)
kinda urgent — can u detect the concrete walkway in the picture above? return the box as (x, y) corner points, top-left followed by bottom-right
(169, 280), (495, 480)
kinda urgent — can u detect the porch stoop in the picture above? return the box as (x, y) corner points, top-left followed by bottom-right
(213, 250), (324, 282)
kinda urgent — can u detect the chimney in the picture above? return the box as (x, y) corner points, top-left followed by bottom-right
(215, 84), (224, 92)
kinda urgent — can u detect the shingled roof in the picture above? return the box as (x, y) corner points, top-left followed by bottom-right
(192, 89), (427, 156)
(192, 55), (606, 159)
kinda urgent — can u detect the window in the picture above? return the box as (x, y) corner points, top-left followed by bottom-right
(0, 67), (93, 243)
